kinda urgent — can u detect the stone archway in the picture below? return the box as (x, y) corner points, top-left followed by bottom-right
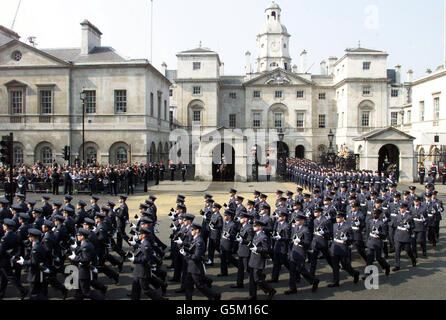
(378, 144), (400, 174)
(212, 143), (235, 182)
(295, 145), (305, 159)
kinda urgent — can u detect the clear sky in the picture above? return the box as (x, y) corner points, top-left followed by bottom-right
(1, 0), (444, 79)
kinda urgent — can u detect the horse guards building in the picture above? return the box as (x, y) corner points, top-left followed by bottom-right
(0, 1), (444, 182)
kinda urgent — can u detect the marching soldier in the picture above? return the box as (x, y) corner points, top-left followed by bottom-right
(309, 207), (333, 277)
(411, 196), (428, 258)
(169, 162), (177, 181)
(182, 223), (221, 300)
(205, 203), (223, 266)
(328, 211), (360, 288)
(392, 203), (417, 271)
(218, 209), (238, 277)
(364, 209), (390, 278)
(269, 210), (291, 283)
(247, 219), (276, 300)
(231, 212), (254, 289)
(418, 163), (426, 185)
(285, 212), (319, 295)
(116, 195), (129, 255)
(346, 201), (367, 263)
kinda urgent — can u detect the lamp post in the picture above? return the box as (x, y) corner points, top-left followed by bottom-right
(80, 90), (87, 165)
(251, 145), (259, 182)
(327, 129), (335, 167)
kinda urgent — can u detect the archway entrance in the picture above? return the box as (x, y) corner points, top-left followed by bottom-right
(212, 143), (235, 182)
(295, 145), (305, 159)
(378, 144), (400, 176)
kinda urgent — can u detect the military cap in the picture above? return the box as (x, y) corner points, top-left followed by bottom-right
(314, 207), (323, 213)
(64, 207), (75, 214)
(373, 208), (383, 216)
(433, 191), (438, 195)
(241, 212), (253, 219)
(247, 200), (256, 206)
(297, 187), (303, 192)
(253, 219), (267, 227)
(3, 218), (17, 228)
(286, 191), (294, 196)
(28, 228), (42, 237)
(16, 193), (25, 199)
(409, 186), (416, 191)
(191, 223), (202, 231)
(404, 191), (411, 196)
(253, 190), (261, 196)
(76, 228), (91, 237)
(391, 183), (398, 188)
(426, 183), (434, 189)
(91, 195), (100, 201)
(177, 204), (186, 211)
(303, 194), (311, 199)
(375, 198), (384, 204)
(278, 197), (286, 202)
(27, 200), (37, 206)
(94, 212), (106, 219)
(32, 207), (43, 214)
(224, 209), (235, 217)
(119, 194), (128, 200)
(229, 188), (237, 194)
(259, 204), (269, 211)
(41, 195), (50, 201)
(336, 211), (346, 218)
(294, 201), (303, 207)
(295, 212), (307, 220)
(54, 215), (65, 221)
(43, 220), (55, 228)
(205, 198), (215, 204)
(139, 203), (149, 209)
(371, 191), (379, 197)
(149, 195), (157, 201)
(145, 199), (154, 206)
(259, 193), (267, 199)
(276, 190), (284, 195)
(323, 196), (333, 202)
(78, 200), (87, 207)
(52, 201), (62, 207)
(100, 206), (109, 213)
(176, 197), (185, 203)
(425, 193), (433, 198)
(414, 196), (422, 202)
(140, 217), (154, 224)
(401, 203), (409, 209)
(177, 195), (186, 200)
(0, 198), (9, 205)
(277, 209), (288, 217)
(213, 203), (222, 210)
(341, 184), (348, 189)
(236, 196), (245, 202)
(107, 201), (115, 207)
(393, 192), (401, 198)
(204, 194), (213, 199)
(184, 213), (195, 221)
(64, 195), (73, 201)
(11, 204), (24, 212)
(83, 218), (95, 226)
(352, 201), (361, 208)
(138, 227), (152, 235)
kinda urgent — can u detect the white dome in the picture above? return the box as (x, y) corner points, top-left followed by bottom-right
(260, 21), (288, 34)
(266, 1), (280, 11)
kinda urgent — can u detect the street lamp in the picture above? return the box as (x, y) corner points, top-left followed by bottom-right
(328, 129), (334, 152)
(251, 145), (259, 182)
(80, 90), (87, 165)
(327, 129), (335, 167)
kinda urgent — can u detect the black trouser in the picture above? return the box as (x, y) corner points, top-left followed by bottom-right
(271, 251), (290, 281)
(76, 278), (104, 300)
(207, 238), (220, 262)
(160, 172), (164, 181)
(170, 171), (175, 181)
(172, 244), (183, 281)
(28, 276), (46, 300)
(309, 244), (332, 277)
(419, 175), (425, 185)
(64, 182), (72, 195)
(394, 241), (416, 268)
(110, 183), (117, 196)
(126, 182), (134, 195)
(131, 277), (164, 300)
(220, 249), (238, 275)
(411, 231), (427, 257)
(331, 253), (358, 284)
(389, 227), (396, 250)
(0, 265), (27, 297)
(116, 225), (128, 254)
(43, 270), (68, 296)
(352, 239), (368, 263)
(185, 272), (218, 300)
(236, 256), (250, 286)
(428, 226), (437, 245)
(249, 268), (274, 298)
(366, 246), (390, 272)
(182, 172), (186, 182)
(52, 183), (59, 195)
(289, 256), (316, 291)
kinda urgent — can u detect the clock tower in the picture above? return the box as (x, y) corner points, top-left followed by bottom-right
(256, 1), (291, 73)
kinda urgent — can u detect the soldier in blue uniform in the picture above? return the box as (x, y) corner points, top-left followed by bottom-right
(364, 209), (390, 278)
(309, 207), (333, 277)
(205, 203), (223, 266)
(218, 209), (238, 277)
(231, 212), (254, 289)
(411, 196), (428, 258)
(392, 203), (417, 271)
(269, 210), (291, 283)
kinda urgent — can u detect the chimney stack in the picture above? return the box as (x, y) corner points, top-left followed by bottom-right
(245, 51), (252, 74)
(161, 62), (167, 76)
(406, 69), (413, 83)
(220, 62), (225, 76)
(320, 60), (327, 75)
(395, 65), (401, 83)
(300, 50), (307, 73)
(425, 68), (432, 75)
(328, 56), (337, 75)
(80, 20), (102, 55)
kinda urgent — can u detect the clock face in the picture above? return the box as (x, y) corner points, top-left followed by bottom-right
(269, 41), (279, 52)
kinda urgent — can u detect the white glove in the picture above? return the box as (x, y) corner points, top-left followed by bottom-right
(250, 245), (257, 253)
(68, 252), (76, 260)
(373, 229), (379, 235)
(179, 248), (186, 256)
(354, 220), (360, 226)
(70, 242), (78, 250)
(170, 215), (176, 221)
(16, 256), (25, 265)
(236, 236), (243, 243)
(171, 226), (177, 231)
(294, 237), (301, 246)
(129, 239), (137, 246)
(151, 264), (157, 271)
(70, 236), (75, 241)
(92, 227), (97, 232)
(383, 217), (388, 223)
(93, 267), (98, 273)
(43, 268), (50, 273)
(318, 229), (325, 235)
(175, 238), (183, 245)
(341, 234), (348, 241)
(273, 235), (281, 240)
(128, 254), (135, 262)
(404, 223), (410, 229)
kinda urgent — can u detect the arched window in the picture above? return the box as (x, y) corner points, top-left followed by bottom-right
(116, 147), (127, 164)
(271, 11), (276, 20)
(13, 147), (23, 165)
(86, 147), (97, 164)
(270, 62), (278, 68)
(41, 147), (52, 165)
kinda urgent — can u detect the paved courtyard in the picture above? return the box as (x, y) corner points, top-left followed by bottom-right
(3, 180), (446, 300)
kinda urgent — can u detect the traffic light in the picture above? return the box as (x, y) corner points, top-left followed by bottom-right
(0, 135), (13, 166)
(63, 146), (70, 161)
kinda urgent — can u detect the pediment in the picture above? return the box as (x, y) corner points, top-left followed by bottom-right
(0, 40), (69, 68)
(244, 68), (313, 87)
(354, 127), (415, 141)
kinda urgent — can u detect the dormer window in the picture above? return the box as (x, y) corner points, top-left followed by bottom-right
(193, 62), (201, 70)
